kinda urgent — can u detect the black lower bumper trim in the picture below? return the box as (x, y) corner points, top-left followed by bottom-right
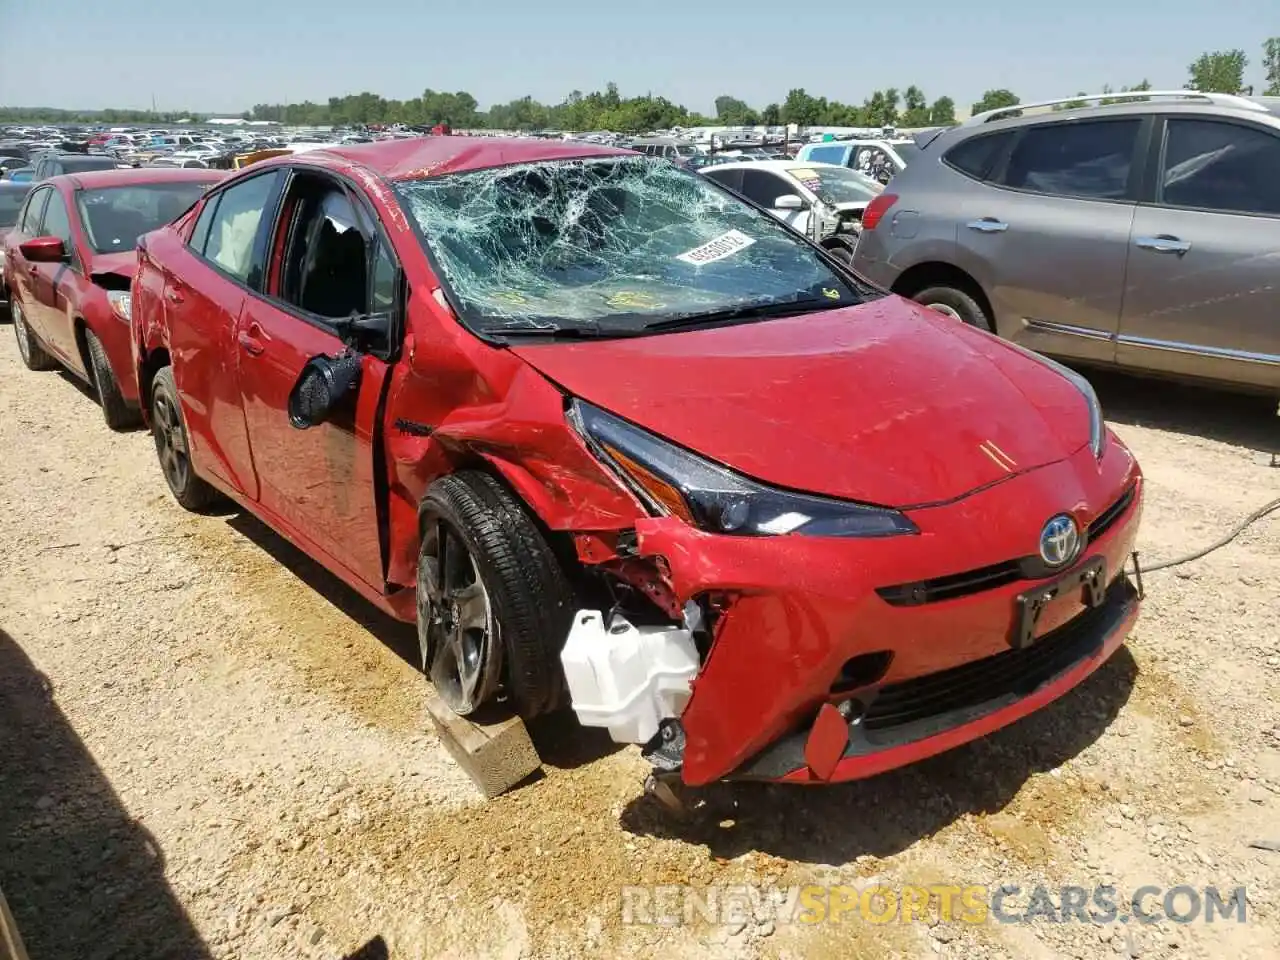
(731, 576), (1138, 781)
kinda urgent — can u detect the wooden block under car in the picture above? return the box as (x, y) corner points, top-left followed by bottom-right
(0, 883), (31, 960)
(425, 691), (541, 798)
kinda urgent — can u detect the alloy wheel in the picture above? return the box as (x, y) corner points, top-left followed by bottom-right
(417, 517), (500, 715)
(152, 392), (190, 492)
(926, 302), (963, 321)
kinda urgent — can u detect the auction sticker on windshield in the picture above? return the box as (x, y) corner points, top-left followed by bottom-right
(789, 168), (822, 191)
(677, 230), (756, 266)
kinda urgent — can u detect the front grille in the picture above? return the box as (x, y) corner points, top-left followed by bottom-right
(862, 580), (1128, 731)
(876, 485), (1138, 608)
(876, 560), (1022, 606)
(1085, 484), (1136, 545)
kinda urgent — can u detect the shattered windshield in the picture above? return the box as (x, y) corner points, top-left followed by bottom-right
(396, 155), (873, 336)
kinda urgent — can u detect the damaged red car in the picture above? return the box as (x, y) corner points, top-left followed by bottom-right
(4, 169), (222, 428)
(130, 138), (1143, 789)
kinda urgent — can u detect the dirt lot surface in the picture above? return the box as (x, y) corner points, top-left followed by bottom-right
(1, 330), (1278, 960)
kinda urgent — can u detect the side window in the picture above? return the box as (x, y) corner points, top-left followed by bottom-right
(1002, 118), (1141, 200)
(739, 170), (795, 208)
(703, 168), (742, 193)
(203, 172), (279, 284)
(806, 145), (847, 165)
(40, 191), (73, 247)
(278, 179), (369, 321)
(370, 239), (398, 314)
(944, 131), (1014, 181)
(18, 187), (49, 234)
(1160, 119), (1280, 216)
(189, 195), (220, 255)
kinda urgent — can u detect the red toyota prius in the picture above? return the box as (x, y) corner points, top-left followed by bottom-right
(129, 138), (1142, 789)
(3, 168), (222, 428)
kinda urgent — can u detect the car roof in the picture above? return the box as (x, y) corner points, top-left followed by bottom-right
(704, 159), (831, 174)
(288, 136), (631, 181)
(50, 167), (227, 190)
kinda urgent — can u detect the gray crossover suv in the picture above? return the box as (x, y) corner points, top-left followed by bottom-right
(852, 91), (1280, 395)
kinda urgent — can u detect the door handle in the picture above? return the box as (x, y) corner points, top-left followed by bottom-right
(966, 218), (1009, 233)
(237, 323), (267, 356)
(1134, 235), (1191, 255)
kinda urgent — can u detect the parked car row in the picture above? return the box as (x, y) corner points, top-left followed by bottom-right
(2, 135), (1145, 792)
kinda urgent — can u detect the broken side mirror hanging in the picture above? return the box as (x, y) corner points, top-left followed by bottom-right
(287, 351), (363, 429)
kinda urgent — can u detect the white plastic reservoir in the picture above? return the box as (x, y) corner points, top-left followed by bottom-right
(560, 610), (700, 744)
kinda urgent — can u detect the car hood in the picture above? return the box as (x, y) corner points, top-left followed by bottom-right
(511, 297), (1092, 507)
(88, 250), (138, 283)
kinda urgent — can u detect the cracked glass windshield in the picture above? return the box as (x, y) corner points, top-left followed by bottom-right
(396, 155), (873, 336)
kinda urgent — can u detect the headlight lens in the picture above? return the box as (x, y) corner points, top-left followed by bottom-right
(107, 290), (131, 322)
(1001, 341), (1105, 459)
(568, 400), (918, 538)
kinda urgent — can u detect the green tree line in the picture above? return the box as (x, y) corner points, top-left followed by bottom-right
(3, 39), (1277, 131)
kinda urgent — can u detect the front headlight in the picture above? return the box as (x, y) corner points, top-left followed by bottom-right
(568, 400), (918, 538)
(1001, 341), (1104, 460)
(107, 290), (131, 322)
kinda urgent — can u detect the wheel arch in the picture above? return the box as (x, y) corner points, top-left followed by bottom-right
(137, 345), (171, 422)
(890, 261), (996, 327)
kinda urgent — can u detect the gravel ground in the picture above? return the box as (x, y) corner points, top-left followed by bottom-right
(1, 328), (1277, 960)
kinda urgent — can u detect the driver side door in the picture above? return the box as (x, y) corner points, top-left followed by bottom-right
(235, 167), (401, 590)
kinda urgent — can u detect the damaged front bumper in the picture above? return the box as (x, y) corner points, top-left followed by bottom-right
(631, 444), (1143, 787)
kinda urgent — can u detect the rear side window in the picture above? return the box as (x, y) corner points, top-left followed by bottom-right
(1160, 119), (1280, 216)
(190, 196), (220, 253)
(1002, 119), (1140, 200)
(944, 131), (1013, 181)
(805, 145), (848, 165)
(0, 191), (23, 228)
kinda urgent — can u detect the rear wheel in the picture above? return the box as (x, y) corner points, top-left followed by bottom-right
(417, 471), (575, 718)
(150, 367), (218, 511)
(85, 329), (140, 431)
(910, 285), (992, 332)
(12, 301), (57, 371)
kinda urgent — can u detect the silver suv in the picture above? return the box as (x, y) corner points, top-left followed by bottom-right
(852, 91), (1280, 395)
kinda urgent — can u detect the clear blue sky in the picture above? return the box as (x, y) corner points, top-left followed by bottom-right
(0, 0), (1273, 114)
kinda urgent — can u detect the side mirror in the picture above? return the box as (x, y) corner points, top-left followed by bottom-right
(288, 352), (363, 429)
(19, 236), (68, 263)
(774, 194), (805, 211)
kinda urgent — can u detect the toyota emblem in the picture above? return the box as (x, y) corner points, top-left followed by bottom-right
(1039, 514), (1080, 567)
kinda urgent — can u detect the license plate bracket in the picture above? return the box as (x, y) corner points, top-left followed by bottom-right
(1010, 555), (1107, 649)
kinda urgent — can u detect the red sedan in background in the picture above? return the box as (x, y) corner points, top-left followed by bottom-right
(3, 168), (223, 428)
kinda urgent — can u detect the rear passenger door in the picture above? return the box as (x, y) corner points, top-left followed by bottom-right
(955, 116), (1145, 364)
(1117, 116), (1280, 392)
(168, 169), (284, 499)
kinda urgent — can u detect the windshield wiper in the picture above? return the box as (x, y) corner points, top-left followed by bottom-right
(640, 297), (841, 332)
(495, 321), (648, 341)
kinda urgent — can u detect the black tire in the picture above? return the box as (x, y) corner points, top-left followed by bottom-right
(910, 285), (992, 332)
(419, 471), (575, 718)
(824, 242), (855, 266)
(150, 366), (218, 511)
(12, 300), (57, 371)
(85, 329), (141, 431)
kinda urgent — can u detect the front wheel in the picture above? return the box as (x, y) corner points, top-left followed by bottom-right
(417, 471), (575, 719)
(86, 329), (141, 431)
(12, 301), (57, 371)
